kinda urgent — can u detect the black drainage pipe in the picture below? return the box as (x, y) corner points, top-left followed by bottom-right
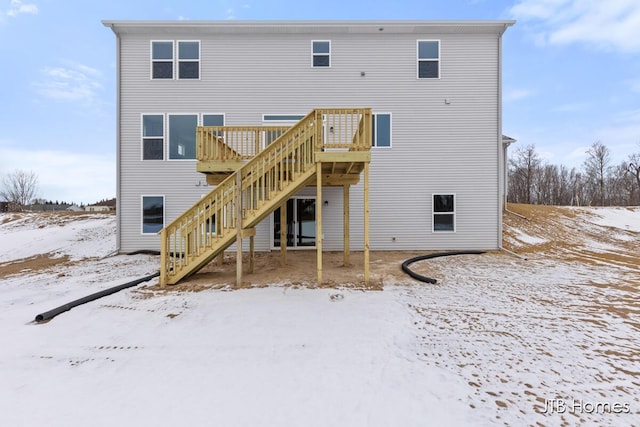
(34, 272), (160, 323)
(401, 251), (485, 284)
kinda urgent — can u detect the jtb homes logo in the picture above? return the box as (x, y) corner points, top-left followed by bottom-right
(542, 399), (631, 415)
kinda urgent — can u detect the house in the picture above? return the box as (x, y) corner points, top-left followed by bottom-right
(103, 20), (515, 285)
(85, 205), (112, 212)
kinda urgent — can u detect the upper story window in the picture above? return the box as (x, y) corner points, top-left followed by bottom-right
(417, 40), (440, 79)
(178, 41), (200, 79)
(152, 41), (174, 79)
(371, 113), (391, 148)
(142, 114), (164, 160)
(312, 41), (331, 67)
(151, 40), (200, 80)
(433, 194), (455, 232)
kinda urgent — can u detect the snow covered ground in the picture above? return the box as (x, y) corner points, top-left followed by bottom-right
(1, 209), (639, 426)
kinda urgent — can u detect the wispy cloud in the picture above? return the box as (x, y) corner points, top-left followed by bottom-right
(551, 102), (591, 113)
(5, 0), (38, 17)
(503, 88), (535, 102)
(33, 62), (103, 106)
(511, 0), (640, 53)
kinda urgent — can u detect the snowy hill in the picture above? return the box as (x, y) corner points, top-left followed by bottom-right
(1, 207), (639, 426)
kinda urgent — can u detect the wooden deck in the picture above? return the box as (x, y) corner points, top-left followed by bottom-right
(160, 108), (371, 286)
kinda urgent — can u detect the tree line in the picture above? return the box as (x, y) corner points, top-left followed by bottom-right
(0, 169), (115, 212)
(508, 141), (640, 206)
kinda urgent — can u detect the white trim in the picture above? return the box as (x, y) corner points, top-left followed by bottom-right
(141, 195), (165, 235)
(416, 39), (441, 80)
(372, 112), (393, 148)
(311, 40), (331, 68)
(432, 193), (456, 233)
(140, 113), (165, 161)
(167, 113), (199, 161)
(150, 40), (174, 80)
(177, 40), (201, 80)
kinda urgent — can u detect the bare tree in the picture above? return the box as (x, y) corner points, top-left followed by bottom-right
(583, 141), (611, 206)
(627, 153), (640, 204)
(0, 170), (39, 212)
(508, 144), (541, 204)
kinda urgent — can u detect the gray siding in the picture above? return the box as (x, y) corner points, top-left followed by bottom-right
(114, 24), (504, 252)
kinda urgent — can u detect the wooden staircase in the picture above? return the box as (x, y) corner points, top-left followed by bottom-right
(159, 108), (372, 285)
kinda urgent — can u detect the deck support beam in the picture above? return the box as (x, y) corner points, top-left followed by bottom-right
(316, 162), (323, 285)
(236, 172), (243, 287)
(364, 162), (370, 285)
(280, 201), (287, 266)
(343, 184), (350, 266)
(249, 235), (255, 274)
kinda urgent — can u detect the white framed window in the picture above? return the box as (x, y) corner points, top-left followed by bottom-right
(141, 195), (164, 234)
(168, 114), (198, 160)
(312, 40), (331, 67)
(371, 113), (392, 148)
(151, 41), (174, 79)
(142, 114), (165, 160)
(432, 194), (455, 232)
(417, 40), (440, 79)
(202, 113), (225, 127)
(178, 40), (200, 79)
(151, 40), (200, 80)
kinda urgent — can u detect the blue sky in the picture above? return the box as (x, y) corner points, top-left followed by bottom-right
(0, 0), (639, 204)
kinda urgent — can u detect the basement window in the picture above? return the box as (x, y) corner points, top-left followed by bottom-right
(142, 196), (164, 234)
(312, 41), (331, 67)
(433, 194), (455, 232)
(417, 40), (440, 79)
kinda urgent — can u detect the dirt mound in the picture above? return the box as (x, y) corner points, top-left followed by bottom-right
(503, 203), (639, 271)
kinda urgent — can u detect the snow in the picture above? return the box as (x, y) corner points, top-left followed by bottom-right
(511, 229), (548, 245)
(584, 206), (640, 232)
(1, 211), (639, 426)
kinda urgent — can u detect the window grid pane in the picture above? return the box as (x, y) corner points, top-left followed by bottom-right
(419, 61), (439, 79)
(178, 62), (199, 79)
(178, 42), (199, 60)
(143, 139), (164, 160)
(418, 41), (439, 59)
(152, 42), (173, 60)
(203, 114), (224, 126)
(153, 62), (173, 79)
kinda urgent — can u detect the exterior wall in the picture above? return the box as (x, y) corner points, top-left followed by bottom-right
(112, 23), (506, 252)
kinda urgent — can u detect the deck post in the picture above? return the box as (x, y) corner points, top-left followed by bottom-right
(316, 162), (323, 285)
(236, 172), (243, 287)
(159, 229), (167, 286)
(343, 184), (350, 266)
(364, 162), (370, 285)
(280, 201), (287, 266)
(249, 235), (255, 274)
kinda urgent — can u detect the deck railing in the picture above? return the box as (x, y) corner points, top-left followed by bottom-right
(161, 108), (371, 285)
